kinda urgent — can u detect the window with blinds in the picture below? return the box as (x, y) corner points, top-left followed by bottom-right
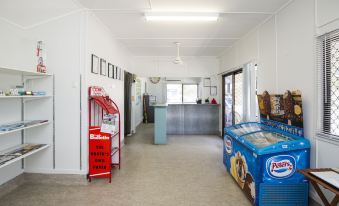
(317, 29), (339, 139)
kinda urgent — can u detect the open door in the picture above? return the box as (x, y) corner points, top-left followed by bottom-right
(222, 69), (243, 136)
(124, 71), (133, 136)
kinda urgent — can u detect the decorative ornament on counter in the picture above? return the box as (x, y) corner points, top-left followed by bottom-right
(149, 77), (161, 84)
(211, 98), (217, 104)
(36, 41), (47, 73)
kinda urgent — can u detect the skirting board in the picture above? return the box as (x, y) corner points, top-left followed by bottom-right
(24, 168), (87, 175)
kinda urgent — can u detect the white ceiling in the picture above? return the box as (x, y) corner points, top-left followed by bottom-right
(78, 0), (290, 56)
(0, 0), (290, 56)
(0, 0), (80, 28)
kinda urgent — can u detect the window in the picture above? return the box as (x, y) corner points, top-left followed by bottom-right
(319, 29), (339, 138)
(166, 84), (198, 103)
(167, 84), (182, 103)
(183, 84), (198, 103)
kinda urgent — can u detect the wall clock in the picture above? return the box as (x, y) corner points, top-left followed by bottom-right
(149, 77), (161, 84)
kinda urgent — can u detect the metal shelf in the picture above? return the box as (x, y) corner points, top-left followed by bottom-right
(0, 95), (52, 100)
(0, 121), (49, 136)
(111, 147), (119, 156)
(0, 144), (49, 169)
(0, 67), (52, 77)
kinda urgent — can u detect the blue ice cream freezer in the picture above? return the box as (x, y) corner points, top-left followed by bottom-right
(223, 122), (310, 206)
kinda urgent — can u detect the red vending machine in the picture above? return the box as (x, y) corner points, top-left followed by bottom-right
(88, 86), (121, 183)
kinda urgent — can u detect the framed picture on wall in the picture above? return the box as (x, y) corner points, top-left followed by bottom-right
(203, 78), (211, 87)
(210, 86), (217, 96)
(100, 58), (106, 76)
(91, 54), (99, 74)
(108, 63), (114, 78)
(114, 65), (118, 79)
(117, 66), (120, 80)
(118, 67), (121, 80)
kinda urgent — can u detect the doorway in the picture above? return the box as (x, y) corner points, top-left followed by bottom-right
(222, 69), (243, 136)
(124, 71), (133, 136)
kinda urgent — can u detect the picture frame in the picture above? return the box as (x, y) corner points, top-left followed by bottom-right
(203, 78), (211, 87)
(113, 66), (118, 79)
(210, 86), (217, 96)
(118, 67), (121, 80)
(100, 58), (106, 76)
(108, 63), (114, 78)
(91, 54), (99, 74)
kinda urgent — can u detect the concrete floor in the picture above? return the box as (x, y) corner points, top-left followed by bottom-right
(0, 124), (283, 205)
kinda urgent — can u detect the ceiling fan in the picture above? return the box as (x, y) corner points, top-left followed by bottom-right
(173, 42), (183, 64)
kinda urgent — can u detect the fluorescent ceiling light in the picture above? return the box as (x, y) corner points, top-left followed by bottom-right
(145, 12), (219, 22)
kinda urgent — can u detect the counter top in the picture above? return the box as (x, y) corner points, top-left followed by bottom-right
(151, 103), (220, 107)
(168, 103), (220, 106)
(151, 103), (168, 107)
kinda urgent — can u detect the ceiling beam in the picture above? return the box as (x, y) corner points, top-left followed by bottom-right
(126, 46), (232, 48)
(90, 9), (273, 15)
(116, 37), (241, 40)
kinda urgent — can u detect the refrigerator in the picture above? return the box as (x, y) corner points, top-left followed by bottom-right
(223, 91), (310, 206)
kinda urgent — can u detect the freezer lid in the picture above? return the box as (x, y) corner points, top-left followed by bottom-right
(241, 131), (294, 148)
(228, 123), (269, 136)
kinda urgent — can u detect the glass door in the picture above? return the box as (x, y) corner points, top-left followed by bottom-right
(224, 75), (233, 127)
(222, 69), (243, 131)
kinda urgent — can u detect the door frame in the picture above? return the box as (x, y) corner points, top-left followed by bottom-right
(221, 69), (242, 137)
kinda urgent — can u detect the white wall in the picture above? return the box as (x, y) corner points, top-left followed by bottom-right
(316, 0), (339, 35)
(26, 12), (83, 174)
(219, 0), (339, 203)
(0, 11), (84, 185)
(83, 11), (134, 168)
(131, 56), (219, 78)
(0, 10), (135, 185)
(219, 0), (316, 164)
(145, 77), (217, 104)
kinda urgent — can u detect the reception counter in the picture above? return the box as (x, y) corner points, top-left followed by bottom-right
(167, 104), (220, 135)
(153, 103), (168, 144)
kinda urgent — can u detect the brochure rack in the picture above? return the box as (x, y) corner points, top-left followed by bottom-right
(88, 86), (121, 183)
(0, 67), (54, 173)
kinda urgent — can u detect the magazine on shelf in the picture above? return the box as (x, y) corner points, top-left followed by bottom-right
(0, 120), (48, 132)
(0, 144), (47, 166)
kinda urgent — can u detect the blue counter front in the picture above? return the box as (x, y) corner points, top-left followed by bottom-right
(223, 122), (310, 206)
(153, 104), (167, 144)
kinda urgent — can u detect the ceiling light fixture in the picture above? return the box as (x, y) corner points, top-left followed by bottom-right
(144, 12), (219, 22)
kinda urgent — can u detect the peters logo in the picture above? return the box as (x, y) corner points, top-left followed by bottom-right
(224, 137), (232, 155)
(266, 155), (296, 178)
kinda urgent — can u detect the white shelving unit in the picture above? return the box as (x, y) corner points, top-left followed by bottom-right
(0, 121), (50, 136)
(0, 95), (52, 99)
(0, 144), (49, 169)
(0, 66), (54, 172)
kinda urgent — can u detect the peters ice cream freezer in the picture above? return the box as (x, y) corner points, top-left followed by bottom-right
(223, 91), (310, 206)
